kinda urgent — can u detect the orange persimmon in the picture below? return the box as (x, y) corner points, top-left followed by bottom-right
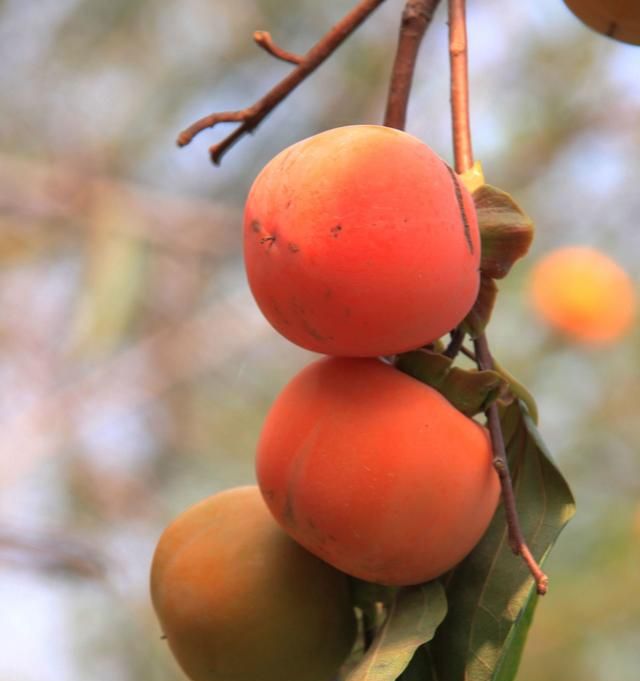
(529, 246), (636, 344)
(150, 486), (356, 681)
(244, 125), (481, 357)
(256, 357), (500, 586)
(564, 0), (640, 45)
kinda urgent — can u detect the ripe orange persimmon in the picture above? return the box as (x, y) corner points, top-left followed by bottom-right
(564, 0), (640, 45)
(150, 486), (356, 681)
(256, 357), (500, 586)
(243, 125), (481, 357)
(529, 246), (636, 344)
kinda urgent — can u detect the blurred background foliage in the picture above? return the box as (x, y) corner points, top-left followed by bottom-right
(0, 0), (638, 680)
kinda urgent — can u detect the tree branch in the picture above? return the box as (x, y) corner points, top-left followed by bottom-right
(253, 31), (303, 65)
(384, 0), (441, 129)
(177, 0), (388, 164)
(448, 0), (548, 595)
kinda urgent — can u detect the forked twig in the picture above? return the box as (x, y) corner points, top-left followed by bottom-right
(448, 0), (548, 595)
(177, 0), (388, 164)
(253, 31), (302, 65)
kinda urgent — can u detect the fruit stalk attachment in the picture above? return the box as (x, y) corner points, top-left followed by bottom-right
(447, 0), (548, 595)
(176, 0), (388, 164)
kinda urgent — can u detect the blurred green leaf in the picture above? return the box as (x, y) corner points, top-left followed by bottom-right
(421, 400), (575, 681)
(71, 191), (148, 356)
(345, 582), (447, 681)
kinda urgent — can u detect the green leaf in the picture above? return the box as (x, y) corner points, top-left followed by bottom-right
(422, 400), (575, 681)
(397, 349), (507, 417)
(396, 645), (433, 681)
(493, 588), (538, 681)
(345, 582), (447, 681)
(474, 184), (535, 280)
(462, 274), (498, 338)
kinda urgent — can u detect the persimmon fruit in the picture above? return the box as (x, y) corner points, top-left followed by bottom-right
(564, 0), (640, 45)
(150, 486), (356, 681)
(256, 356), (500, 586)
(529, 246), (636, 344)
(243, 125), (481, 357)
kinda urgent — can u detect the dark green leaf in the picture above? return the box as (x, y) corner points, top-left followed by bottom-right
(397, 349), (507, 417)
(345, 582), (447, 681)
(493, 588), (538, 681)
(474, 185), (535, 279)
(422, 401), (575, 681)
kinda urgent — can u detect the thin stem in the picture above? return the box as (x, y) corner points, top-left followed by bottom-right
(443, 326), (465, 358)
(474, 334), (549, 596)
(384, 0), (441, 129)
(177, 0), (388, 164)
(448, 1), (547, 595)
(448, 0), (473, 173)
(253, 31), (303, 64)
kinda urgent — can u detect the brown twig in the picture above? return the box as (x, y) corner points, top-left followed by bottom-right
(448, 0), (548, 596)
(448, 0), (473, 174)
(474, 335), (549, 595)
(253, 31), (303, 65)
(177, 0), (388, 164)
(384, 0), (441, 129)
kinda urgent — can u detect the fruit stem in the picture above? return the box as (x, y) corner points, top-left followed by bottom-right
(443, 326), (466, 358)
(176, 0), (389, 164)
(384, 0), (442, 130)
(448, 0), (548, 596)
(448, 0), (473, 174)
(474, 334), (549, 596)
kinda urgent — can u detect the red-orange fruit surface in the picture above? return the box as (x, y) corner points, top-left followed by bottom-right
(150, 486), (356, 681)
(256, 357), (500, 586)
(244, 125), (481, 357)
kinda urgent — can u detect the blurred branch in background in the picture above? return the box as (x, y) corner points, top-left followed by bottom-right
(0, 526), (108, 580)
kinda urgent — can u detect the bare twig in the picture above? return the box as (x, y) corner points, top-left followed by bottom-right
(177, 0), (388, 164)
(448, 0), (473, 174)
(253, 30), (303, 65)
(384, 0), (441, 129)
(448, 0), (548, 595)
(474, 335), (549, 595)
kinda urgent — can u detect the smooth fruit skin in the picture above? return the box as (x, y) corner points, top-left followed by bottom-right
(244, 125), (481, 357)
(150, 486), (356, 681)
(564, 0), (640, 45)
(256, 357), (500, 586)
(530, 246), (636, 344)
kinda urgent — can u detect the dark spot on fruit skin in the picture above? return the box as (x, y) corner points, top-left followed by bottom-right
(606, 21), (618, 37)
(324, 289), (333, 300)
(444, 163), (474, 254)
(330, 224), (343, 237)
(301, 318), (330, 342)
(288, 242), (300, 253)
(251, 220), (261, 233)
(260, 235), (276, 248)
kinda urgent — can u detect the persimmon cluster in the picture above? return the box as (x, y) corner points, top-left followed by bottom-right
(151, 125), (500, 681)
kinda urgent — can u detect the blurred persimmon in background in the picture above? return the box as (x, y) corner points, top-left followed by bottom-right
(529, 246), (636, 344)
